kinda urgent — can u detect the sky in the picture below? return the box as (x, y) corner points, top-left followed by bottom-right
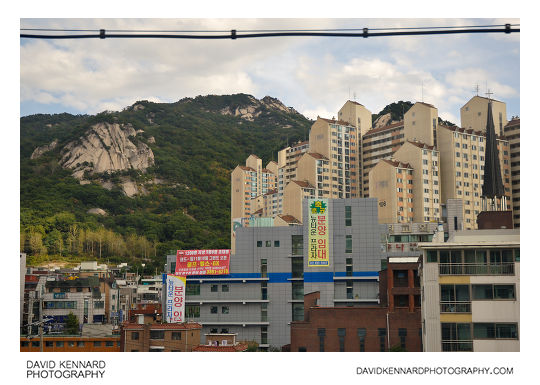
(20, 17), (520, 126)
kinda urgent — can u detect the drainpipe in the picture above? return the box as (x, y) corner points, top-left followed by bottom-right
(386, 312), (390, 350)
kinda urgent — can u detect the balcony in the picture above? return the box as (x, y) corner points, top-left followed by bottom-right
(440, 301), (471, 313)
(441, 340), (473, 352)
(439, 263), (514, 276)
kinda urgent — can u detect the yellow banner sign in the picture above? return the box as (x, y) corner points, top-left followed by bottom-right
(308, 199), (330, 267)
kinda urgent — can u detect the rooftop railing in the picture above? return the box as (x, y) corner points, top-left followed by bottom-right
(439, 263), (514, 276)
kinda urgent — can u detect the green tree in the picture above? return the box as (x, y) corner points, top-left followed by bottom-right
(65, 312), (79, 335)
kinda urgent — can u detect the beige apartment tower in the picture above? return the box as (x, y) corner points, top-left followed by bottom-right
(504, 118), (520, 228)
(461, 96), (508, 137)
(369, 159), (414, 224)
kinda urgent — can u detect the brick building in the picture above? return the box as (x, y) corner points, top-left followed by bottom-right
(121, 322), (202, 352)
(20, 335), (121, 352)
(290, 257), (422, 352)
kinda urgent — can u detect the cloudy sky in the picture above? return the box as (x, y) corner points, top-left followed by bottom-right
(20, 17), (520, 125)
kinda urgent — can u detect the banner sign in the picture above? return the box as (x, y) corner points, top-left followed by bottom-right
(308, 199), (330, 267)
(175, 249), (230, 276)
(166, 274), (186, 323)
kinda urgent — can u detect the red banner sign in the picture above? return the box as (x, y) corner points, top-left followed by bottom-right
(175, 249), (230, 276)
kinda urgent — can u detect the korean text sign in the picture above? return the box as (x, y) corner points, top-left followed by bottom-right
(166, 274), (186, 323)
(176, 249), (231, 275)
(308, 199), (330, 267)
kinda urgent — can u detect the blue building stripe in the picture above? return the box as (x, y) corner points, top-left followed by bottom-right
(334, 271), (379, 277)
(267, 272), (292, 283)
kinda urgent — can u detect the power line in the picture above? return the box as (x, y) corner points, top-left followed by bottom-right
(20, 25), (519, 40)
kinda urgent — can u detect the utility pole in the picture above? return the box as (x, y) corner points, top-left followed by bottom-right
(39, 296), (43, 352)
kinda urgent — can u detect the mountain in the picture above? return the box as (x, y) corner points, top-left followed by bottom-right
(20, 94), (312, 270)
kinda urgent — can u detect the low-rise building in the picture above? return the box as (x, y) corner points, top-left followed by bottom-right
(419, 229), (520, 352)
(121, 322), (202, 352)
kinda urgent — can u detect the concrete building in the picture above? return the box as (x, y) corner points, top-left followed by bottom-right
(296, 152), (331, 198)
(394, 141), (441, 223)
(290, 256), (422, 352)
(121, 321), (202, 352)
(278, 141), (309, 186)
(504, 118), (520, 227)
(419, 229), (519, 352)
(403, 102), (439, 147)
(309, 117), (361, 199)
(362, 121), (405, 197)
(282, 180), (315, 223)
(369, 159), (414, 224)
(461, 96), (508, 137)
(167, 198), (383, 350)
(437, 124), (511, 229)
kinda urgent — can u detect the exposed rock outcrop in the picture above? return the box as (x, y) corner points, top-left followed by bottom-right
(31, 139), (58, 159)
(373, 112), (394, 128)
(87, 208), (107, 216)
(60, 122), (154, 179)
(219, 95), (299, 121)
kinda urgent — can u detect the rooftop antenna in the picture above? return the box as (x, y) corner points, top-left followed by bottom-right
(485, 89), (493, 102)
(421, 80), (424, 102)
(348, 86), (351, 101)
(474, 83), (480, 96)
(353, 92), (356, 102)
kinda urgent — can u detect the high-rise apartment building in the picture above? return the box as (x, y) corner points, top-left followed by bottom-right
(504, 118), (520, 228)
(461, 96), (508, 137)
(393, 141), (441, 223)
(437, 125), (511, 229)
(278, 141), (309, 184)
(309, 117), (360, 199)
(369, 159), (414, 224)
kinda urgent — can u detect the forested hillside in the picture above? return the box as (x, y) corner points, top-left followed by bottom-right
(20, 94), (312, 270)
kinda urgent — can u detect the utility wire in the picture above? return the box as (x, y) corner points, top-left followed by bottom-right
(20, 23), (519, 33)
(20, 25), (519, 40)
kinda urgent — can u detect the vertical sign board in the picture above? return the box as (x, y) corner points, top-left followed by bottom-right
(166, 274), (186, 323)
(308, 199), (330, 267)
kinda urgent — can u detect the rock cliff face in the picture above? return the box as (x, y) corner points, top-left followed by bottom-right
(219, 95), (298, 121)
(59, 122), (154, 179)
(373, 112), (394, 128)
(31, 139), (58, 159)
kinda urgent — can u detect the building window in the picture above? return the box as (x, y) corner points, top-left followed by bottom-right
(346, 258), (353, 277)
(222, 284), (229, 292)
(105, 341), (114, 347)
(261, 303), (268, 322)
(257, 241), (262, 247)
(345, 206), (352, 226)
(32, 341), (41, 348)
(260, 259), (267, 278)
(292, 281), (304, 300)
(398, 328), (407, 350)
(265, 240), (271, 247)
(131, 332), (139, 340)
(186, 283), (200, 296)
(261, 326), (268, 345)
(441, 323), (472, 351)
(345, 235), (352, 253)
(186, 305), (200, 318)
(77, 341), (85, 347)
(346, 281), (353, 299)
(221, 306), (229, 314)
(211, 284), (218, 292)
(292, 258), (303, 279)
(378, 328), (386, 352)
(338, 328), (346, 352)
(274, 240), (280, 247)
(357, 328), (366, 352)
(292, 303), (304, 321)
(318, 328), (326, 352)
(292, 235), (303, 255)
(472, 284), (515, 300)
(473, 323), (518, 339)
(150, 330), (164, 340)
(261, 282), (268, 300)
(210, 306), (218, 314)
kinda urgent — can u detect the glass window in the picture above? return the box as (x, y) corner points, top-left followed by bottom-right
(260, 259), (267, 278)
(292, 281), (304, 300)
(77, 341), (85, 347)
(131, 331), (139, 340)
(274, 240), (280, 247)
(496, 324), (518, 339)
(211, 284), (218, 292)
(345, 235), (352, 253)
(186, 305), (200, 318)
(265, 240), (271, 247)
(427, 250), (438, 263)
(292, 303), (304, 321)
(472, 284), (493, 300)
(494, 285), (515, 299)
(257, 241), (262, 248)
(345, 206), (352, 226)
(292, 258), (303, 278)
(105, 341), (114, 347)
(149, 330), (164, 340)
(473, 323), (496, 339)
(221, 306), (229, 314)
(210, 306), (218, 314)
(93, 341), (101, 347)
(186, 283), (200, 296)
(292, 235), (303, 255)
(221, 284), (229, 292)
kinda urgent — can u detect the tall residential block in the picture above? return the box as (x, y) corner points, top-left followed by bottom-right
(461, 96), (507, 137)
(504, 118), (520, 228)
(369, 159), (414, 224)
(403, 102), (439, 147)
(437, 125), (511, 229)
(309, 117), (361, 199)
(393, 141), (441, 223)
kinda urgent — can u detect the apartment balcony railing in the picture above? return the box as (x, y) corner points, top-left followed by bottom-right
(440, 301), (471, 313)
(439, 263), (514, 276)
(441, 340), (473, 352)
